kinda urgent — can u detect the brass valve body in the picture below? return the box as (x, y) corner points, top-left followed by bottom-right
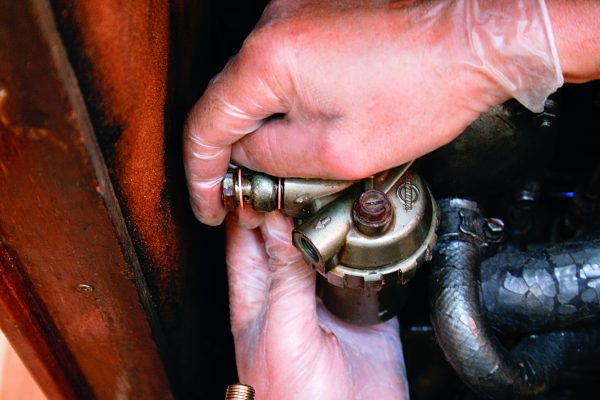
(222, 164), (438, 325)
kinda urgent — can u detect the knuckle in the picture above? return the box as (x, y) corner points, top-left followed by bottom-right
(317, 135), (362, 179)
(319, 139), (380, 180)
(241, 16), (299, 69)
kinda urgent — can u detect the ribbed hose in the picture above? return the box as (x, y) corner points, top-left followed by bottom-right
(481, 238), (600, 333)
(429, 200), (600, 398)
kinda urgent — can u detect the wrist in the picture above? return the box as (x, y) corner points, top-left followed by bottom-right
(449, 0), (564, 113)
(546, 0), (600, 83)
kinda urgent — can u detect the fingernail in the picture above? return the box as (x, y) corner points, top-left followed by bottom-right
(191, 201), (225, 226)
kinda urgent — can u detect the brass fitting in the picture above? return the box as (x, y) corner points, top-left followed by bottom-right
(292, 168), (438, 325)
(225, 383), (255, 400)
(221, 162), (439, 325)
(222, 166), (354, 218)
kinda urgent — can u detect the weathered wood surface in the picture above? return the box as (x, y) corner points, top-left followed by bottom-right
(0, 0), (173, 398)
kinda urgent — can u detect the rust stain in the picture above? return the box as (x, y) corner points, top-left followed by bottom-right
(53, 0), (182, 304)
(0, 0), (173, 397)
(0, 84), (68, 151)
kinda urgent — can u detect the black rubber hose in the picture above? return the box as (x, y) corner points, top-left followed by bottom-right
(481, 238), (600, 333)
(429, 200), (600, 399)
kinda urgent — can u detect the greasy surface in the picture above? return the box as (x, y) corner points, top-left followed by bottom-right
(0, 0), (172, 398)
(482, 238), (600, 333)
(50, 0), (184, 329)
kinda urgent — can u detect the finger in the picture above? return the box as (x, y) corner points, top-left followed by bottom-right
(235, 207), (265, 230)
(230, 91), (466, 180)
(184, 40), (292, 225)
(231, 117), (333, 178)
(225, 217), (271, 334)
(259, 213), (323, 352)
(230, 116), (406, 180)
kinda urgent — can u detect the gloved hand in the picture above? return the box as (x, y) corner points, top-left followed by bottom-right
(185, 0), (565, 226)
(226, 212), (408, 400)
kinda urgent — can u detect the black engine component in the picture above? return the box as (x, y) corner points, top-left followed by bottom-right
(481, 237), (600, 333)
(400, 82), (600, 400)
(429, 199), (600, 399)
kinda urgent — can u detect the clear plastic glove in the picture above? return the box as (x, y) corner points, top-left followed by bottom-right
(185, 0), (563, 226)
(226, 212), (408, 400)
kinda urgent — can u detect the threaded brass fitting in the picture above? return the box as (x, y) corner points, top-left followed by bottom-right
(225, 383), (255, 400)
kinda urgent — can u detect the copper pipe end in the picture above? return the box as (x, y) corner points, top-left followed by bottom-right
(225, 383), (255, 400)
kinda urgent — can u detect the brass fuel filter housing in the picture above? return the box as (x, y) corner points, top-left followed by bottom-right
(292, 168), (438, 325)
(222, 163), (439, 325)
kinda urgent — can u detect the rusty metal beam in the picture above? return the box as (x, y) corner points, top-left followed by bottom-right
(0, 0), (173, 398)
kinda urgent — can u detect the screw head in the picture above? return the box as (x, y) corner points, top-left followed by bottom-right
(77, 284), (94, 293)
(353, 190), (393, 235)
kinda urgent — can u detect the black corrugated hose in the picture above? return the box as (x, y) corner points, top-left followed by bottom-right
(429, 199), (600, 399)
